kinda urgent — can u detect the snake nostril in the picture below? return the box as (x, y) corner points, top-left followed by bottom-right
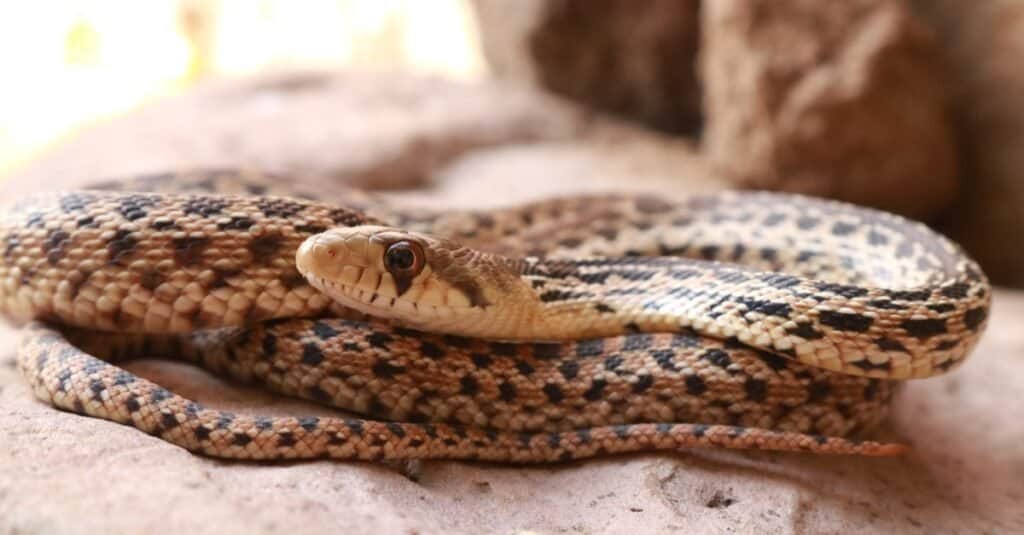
(308, 242), (335, 262)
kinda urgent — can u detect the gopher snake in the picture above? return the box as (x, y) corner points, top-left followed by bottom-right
(0, 170), (990, 462)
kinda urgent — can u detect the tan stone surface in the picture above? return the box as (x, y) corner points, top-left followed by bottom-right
(472, 0), (703, 135)
(0, 70), (725, 204)
(701, 0), (959, 220)
(1, 72), (1021, 534)
(0, 70), (582, 195)
(911, 0), (1024, 288)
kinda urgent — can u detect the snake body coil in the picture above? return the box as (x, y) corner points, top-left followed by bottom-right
(0, 171), (990, 462)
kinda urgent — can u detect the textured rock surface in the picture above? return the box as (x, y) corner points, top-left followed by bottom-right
(701, 0), (959, 220)
(912, 0), (1024, 288)
(1, 71), (1021, 534)
(472, 0), (703, 135)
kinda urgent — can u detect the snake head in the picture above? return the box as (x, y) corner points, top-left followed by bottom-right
(296, 225), (518, 330)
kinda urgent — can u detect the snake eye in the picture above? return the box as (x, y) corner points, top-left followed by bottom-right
(384, 240), (424, 276)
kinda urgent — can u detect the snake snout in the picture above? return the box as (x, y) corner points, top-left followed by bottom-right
(297, 233), (357, 280)
(297, 228), (392, 291)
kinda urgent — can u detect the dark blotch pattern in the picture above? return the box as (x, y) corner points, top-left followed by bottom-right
(831, 222), (857, 236)
(219, 215), (256, 231)
(632, 374), (654, 393)
(312, 322), (339, 340)
(301, 343), (324, 366)
(460, 375), (479, 396)
(818, 310), (874, 333)
(106, 229), (138, 264)
(685, 375), (707, 395)
(558, 360), (579, 380)
(702, 349), (732, 368)
(183, 197), (229, 217)
(576, 339), (604, 358)
(248, 234), (285, 264)
(542, 383), (564, 404)
(172, 236), (210, 266)
(498, 381), (517, 402)
(43, 230), (71, 265)
(419, 342), (444, 359)
(372, 361), (405, 379)
(806, 382), (831, 403)
(584, 379), (607, 401)
(471, 353), (492, 369)
(963, 308), (987, 332)
(256, 198), (305, 219)
(874, 337), (907, 352)
(117, 194), (160, 221)
(901, 318), (948, 339)
(815, 282), (869, 299)
(744, 378), (767, 402)
(787, 322), (824, 340)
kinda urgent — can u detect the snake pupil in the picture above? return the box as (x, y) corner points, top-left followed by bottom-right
(385, 241), (419, 272)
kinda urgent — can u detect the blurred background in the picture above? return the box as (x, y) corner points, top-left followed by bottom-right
(1, 0), (1022, 288)
(2, 5), (1021, 533)
(0, 0), (486, 174)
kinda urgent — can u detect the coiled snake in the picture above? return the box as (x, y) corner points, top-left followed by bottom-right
(0, 171), (990, 463)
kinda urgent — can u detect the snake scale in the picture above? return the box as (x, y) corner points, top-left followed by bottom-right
(0, 170), (990, 463)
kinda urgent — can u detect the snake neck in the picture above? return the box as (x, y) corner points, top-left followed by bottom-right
(449, 255), (990, 379)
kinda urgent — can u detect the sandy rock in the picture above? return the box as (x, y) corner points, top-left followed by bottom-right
(912, 0), (1024, 287)
(472, 0), (703, 135)
(701, 0), (959, 220)
(1, 70), (583, 195)
(2, 71), (722, 203)
(400, 120), (720, 209)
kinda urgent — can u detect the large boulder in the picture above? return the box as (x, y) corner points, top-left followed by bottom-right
(472, 0), (703, 135)
(913, 0), (1024, 287)
(701, 0), (959, 220)
(471, 0), (960, 221)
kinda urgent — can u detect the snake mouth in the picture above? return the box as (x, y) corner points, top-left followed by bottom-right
(306, 272), (401, 316)
(304, 271), (464, 326)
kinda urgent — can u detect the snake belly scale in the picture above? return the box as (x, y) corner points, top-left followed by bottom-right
(0, 171), (990, 462)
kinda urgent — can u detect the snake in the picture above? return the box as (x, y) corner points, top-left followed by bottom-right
(0, 170), (991, 463)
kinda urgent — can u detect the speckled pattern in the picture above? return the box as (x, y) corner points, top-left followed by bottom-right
(0, 170), (990, 462)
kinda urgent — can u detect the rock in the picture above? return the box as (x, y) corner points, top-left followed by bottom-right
(701, 0), (959, 220)
(471, 0), (959, 220)
(472, 0), (703, 135)
(0, 70), (1021, 534)
(912, 0), (1024, 287)
(2, 71), (720, 203)
(403, 120), (719, 208)
(0, 71), (583, 195)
